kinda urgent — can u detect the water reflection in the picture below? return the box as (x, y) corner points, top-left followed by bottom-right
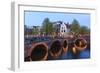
(61, 49), (90, 59)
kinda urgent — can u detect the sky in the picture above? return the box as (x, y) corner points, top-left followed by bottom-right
(24, 11), (90, 28)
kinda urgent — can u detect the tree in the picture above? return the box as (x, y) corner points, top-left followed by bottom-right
(70, 19), (80, 34)
(79, 26), (90, 35)
(32, 26), (39, 35)
(24, 25), (33, 35)
(42, 18), (54, 35)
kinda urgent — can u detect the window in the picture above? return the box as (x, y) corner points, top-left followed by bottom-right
(64, 30), (65, 32)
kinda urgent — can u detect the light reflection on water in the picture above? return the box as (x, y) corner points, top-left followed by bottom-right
(60, 49), (90, 60)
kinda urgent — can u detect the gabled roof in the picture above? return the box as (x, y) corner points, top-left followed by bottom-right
(53, 21), (71, 29)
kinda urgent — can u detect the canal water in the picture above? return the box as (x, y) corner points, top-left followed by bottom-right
(47, 47), (90, 60)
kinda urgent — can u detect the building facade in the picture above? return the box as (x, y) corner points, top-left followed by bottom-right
(54, 21), (70, 37)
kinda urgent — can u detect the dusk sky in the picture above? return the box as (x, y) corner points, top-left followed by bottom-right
(24, 11), (90, 28)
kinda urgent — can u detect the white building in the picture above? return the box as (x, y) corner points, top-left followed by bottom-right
(54, 21), (70, 37)
(60, 22), (70, 37)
